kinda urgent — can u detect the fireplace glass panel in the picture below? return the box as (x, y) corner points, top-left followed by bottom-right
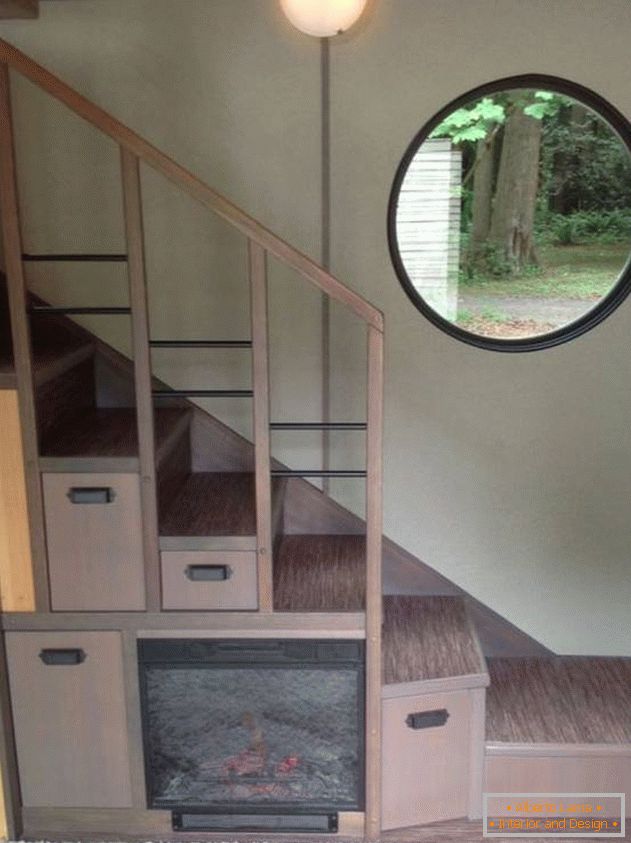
(138, 639), (364, 812)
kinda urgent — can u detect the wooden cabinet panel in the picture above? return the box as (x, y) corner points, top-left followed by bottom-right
(0, 390), (34, 612)
(43, 472), (145, 611)
(485, 749), (631, 804)
(161, 550), (257, 610)
(6, 631), (133, 808)
(382, 689), (470, 830)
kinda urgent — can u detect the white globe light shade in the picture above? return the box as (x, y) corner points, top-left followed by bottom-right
(280, 0), (368, 37)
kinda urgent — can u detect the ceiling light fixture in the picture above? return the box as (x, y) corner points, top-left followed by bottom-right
(280, 0), (368, 37)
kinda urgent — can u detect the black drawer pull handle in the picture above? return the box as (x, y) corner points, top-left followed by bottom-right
(67, 487), (115, 505)
(406, 709), (449, 730)
(39, 648), (86, 666)
(185, 564), (232, 582)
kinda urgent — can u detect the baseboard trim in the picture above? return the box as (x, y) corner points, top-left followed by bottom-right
(486, 741), (631, 758)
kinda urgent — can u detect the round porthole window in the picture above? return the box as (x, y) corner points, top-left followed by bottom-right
(388, 75), (631, 351)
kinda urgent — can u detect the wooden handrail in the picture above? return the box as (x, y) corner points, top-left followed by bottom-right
(0, 38), (383, 332)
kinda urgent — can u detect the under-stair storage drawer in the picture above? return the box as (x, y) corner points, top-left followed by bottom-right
(161, 550), (258, 610)
(6, 631), (133, 808)
(382, 689), (471, 830)
(42, 472), (145, 611)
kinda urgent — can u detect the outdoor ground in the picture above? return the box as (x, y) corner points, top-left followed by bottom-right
(456, 242), (629, 338)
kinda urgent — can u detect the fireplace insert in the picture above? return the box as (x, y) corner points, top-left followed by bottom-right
(138, 638), (364, 828)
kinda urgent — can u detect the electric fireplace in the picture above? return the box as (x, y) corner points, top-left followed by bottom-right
(138, 638), (365, 833)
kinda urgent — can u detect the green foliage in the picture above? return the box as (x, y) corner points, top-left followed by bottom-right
(523, 90), (567, 120)
(456, 306), (509, 327)
(458, 242), (627, 300)
(537, 210), (631, 246)
(479, 306), (507, 323)
(431, 90), (565, 146)
(430, 96), (506, 144)
(463, 242), (520, 279)
(538, 101), (631, 213)
(459, 187), (473, 234)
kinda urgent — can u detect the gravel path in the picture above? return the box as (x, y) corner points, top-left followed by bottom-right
(458, 294), (593, 324)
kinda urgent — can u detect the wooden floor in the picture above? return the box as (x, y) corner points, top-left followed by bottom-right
(380, 818), (631, 840)
(159, 471), (257, 536)
(487, 656), (631, 742)
(33, 821), (627, 842)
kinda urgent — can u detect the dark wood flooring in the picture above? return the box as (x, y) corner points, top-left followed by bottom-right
(159, 472), (257, 536)
(487, 656), (631, 743)
(383, 595), (485, 684)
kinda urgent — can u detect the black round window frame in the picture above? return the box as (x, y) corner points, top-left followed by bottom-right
(387, 73), (631, 352)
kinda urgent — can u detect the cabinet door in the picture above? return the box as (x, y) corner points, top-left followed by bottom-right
(43, 473), (145, 611)
(382, 689), (470, 830)
(6, 632), (133, 808)
(161, 550), (258, 610)
(0, 390), (34, 611)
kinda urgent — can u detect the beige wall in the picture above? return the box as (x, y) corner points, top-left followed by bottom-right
(2, 0), (631, 653)
(328, 0), (631, 654)
(2, 0), (324, 468)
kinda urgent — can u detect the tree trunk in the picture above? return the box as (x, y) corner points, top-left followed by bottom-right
(489, 105), (542, 270)
(550, 103), (588, 214)
(469, 130), (495, 256)
(550, 105), (571, 214)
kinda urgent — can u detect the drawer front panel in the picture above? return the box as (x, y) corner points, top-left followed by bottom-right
(382, 689), (470, 830)
(161, 550), (257, 610)
(43, 472), (145, 611)
(6, 632), (133, 808)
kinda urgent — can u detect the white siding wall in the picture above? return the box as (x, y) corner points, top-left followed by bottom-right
(396, 138), (461, 321)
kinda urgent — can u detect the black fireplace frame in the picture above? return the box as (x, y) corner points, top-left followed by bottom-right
(137, 638), (366, 817)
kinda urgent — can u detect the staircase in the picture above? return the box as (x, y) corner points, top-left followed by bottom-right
(0, 38), (629, 843)
(0, 35), (385, 841)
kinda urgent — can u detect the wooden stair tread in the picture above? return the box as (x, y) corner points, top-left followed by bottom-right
(39, 406), (190, 461)
(273, 534), (367, 612)
(274, 546), (486, 681)
(383, 595), (486, 685)
(159, 472), (258, 536)
(486, 656), (631, 744)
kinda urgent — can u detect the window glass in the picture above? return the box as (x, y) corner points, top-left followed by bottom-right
(390, 81), (631, 349)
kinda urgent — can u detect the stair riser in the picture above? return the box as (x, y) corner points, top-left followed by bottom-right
(157, 428), (192, 507)
(485, 748), (631, 805)
(36, 358), (95, 445)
